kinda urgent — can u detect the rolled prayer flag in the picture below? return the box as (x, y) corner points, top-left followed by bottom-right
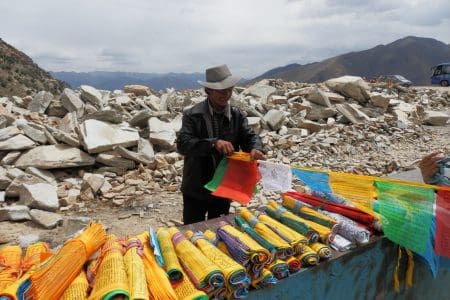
(21, 242), (52, 275)
(282, 194), (338, 228)
(310, 242), (332, 260)
(185, 230), (250, 299)
(88, 234), (129, 300)
(0, 246), (22, 294)
(284, 191), (376, 227)
(216, 221), (272, 274)
(265, 259), (289, 279)
(329, 234), (355, 252)
(239, 208), (294, 259)
(124, 237), (149, 300)
(204, 230), (233, 257)
(0, 242), (52, 300)
(60, 270), (89, 300)
(30, 223), (107, 300)
(254, 212), (308, 256)
(319, 209), (370, 245)
(234, 215), (278, 258)
(157, 228), (183, 285)
(265, 200), (320, 243)
(173, 268), (209, 300)
(250, 268), (277, 289)
(167, 227), (225, 295)
(137, 231), (177, 300)
(284, 256), (301, 273)
(296, 245), (319, 266)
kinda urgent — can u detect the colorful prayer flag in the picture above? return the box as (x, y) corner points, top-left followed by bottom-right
(376, 181), (435, 254)
(258, 160), (292, 192)
(291, 167), (332, 193)
(435, 189), (450, 258)
(205, 157), (260, 205)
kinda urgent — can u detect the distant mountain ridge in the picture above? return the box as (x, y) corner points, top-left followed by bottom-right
(51, 71), (205, 91)
(252, 36), (450, 85)
(0, 38), (67, 97)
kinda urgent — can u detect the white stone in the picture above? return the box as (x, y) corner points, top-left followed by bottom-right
(0, 126), (21, 141)
(263, 109), (285, 131)
(15, 145), (95, 169)
(19, 183), (59, 212)
(83, 174), (105, 194)
(1, 151), (22, 165)
(423, 111), (449, 126)
(61, 88), (85, 115)
(370, 92), (391, 111)
(96, 152), (136, 169)
(138, 138), (155, 159)
(148, 117), (176, 149)
(30, 209), (63, 229)
(80, 85), (103, 107)
(25, 167), (57, 185)
(0, 205), (31, 221)
(80, 119), (140, 153)
(307, 88), (332, 107)
(0, 134), (35, 150)
(28, 91), (53, 113)
(15, 121), (48, 144)
(325, 76), (370, 104)
(124, 85), (152, 96)
(242, 80), (277, 104)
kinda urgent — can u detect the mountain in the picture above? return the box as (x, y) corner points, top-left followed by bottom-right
(51, 71), (205, 91)
(0, 38), (67, 97)
(252, 36), (450, 85)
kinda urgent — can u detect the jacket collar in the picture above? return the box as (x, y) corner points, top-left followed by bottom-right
(191, 98), (231, 120)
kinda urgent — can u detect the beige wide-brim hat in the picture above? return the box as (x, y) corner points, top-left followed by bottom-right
(197, 64), (241, 90)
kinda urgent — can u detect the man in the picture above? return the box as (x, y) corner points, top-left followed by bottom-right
(177, 64), (265, 225)
(419, 151), (449, 186)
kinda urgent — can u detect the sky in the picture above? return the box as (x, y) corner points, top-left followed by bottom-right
(1, 0), (449, 78)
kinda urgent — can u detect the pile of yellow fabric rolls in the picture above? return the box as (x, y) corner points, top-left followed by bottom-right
(1, 199), (361, 300)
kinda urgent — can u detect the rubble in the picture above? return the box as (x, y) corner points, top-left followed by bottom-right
(0, 76), (448, 235)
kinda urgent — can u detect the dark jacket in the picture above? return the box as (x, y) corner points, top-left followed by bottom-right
(177, 99), (263, 199)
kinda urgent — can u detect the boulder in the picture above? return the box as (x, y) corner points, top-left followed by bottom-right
(19, 183), (59, 212)
(15, 145), (95, 169)
(80, 119), (139, 153)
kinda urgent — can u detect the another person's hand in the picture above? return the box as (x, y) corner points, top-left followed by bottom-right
(214, 139), (234, 156)
(250, 149), (265, 161)
(419, 152), (444, 184)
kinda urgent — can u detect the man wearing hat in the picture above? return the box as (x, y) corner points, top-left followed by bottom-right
(177, 64), (265, 225)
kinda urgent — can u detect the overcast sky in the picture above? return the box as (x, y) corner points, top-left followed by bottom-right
(1, 0), (449, 77)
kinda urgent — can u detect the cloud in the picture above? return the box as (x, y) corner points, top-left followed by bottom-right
(0, 0), (448, 77)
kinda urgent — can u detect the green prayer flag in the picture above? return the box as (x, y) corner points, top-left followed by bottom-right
(375, 181), (435, 254)
(204, 158), (228, 192)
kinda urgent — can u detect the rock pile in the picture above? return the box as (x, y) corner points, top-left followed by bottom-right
(0, 77), (449, 230)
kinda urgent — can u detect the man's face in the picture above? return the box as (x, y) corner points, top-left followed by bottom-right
(207, 87), (233, 109)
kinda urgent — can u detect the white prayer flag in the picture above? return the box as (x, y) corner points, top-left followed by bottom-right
(258, 160), (292, 192)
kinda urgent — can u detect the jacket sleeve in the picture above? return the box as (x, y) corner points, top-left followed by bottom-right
(238, 111), (263, 152)
(177, 112), (216, 157)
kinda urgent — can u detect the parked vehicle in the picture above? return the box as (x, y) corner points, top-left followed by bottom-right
(377, 75), (413, 87)
(431, 63), (450, 87)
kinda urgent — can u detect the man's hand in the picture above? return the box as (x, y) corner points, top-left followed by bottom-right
(419, 151), (444, 184)
(214, 139), (234, 156)
(250, 149), (265, 161)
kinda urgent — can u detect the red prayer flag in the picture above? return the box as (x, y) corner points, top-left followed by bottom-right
(211, 158), (260, 205)
(435, 189), (450, 258)
(284, 191), (375, 226)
